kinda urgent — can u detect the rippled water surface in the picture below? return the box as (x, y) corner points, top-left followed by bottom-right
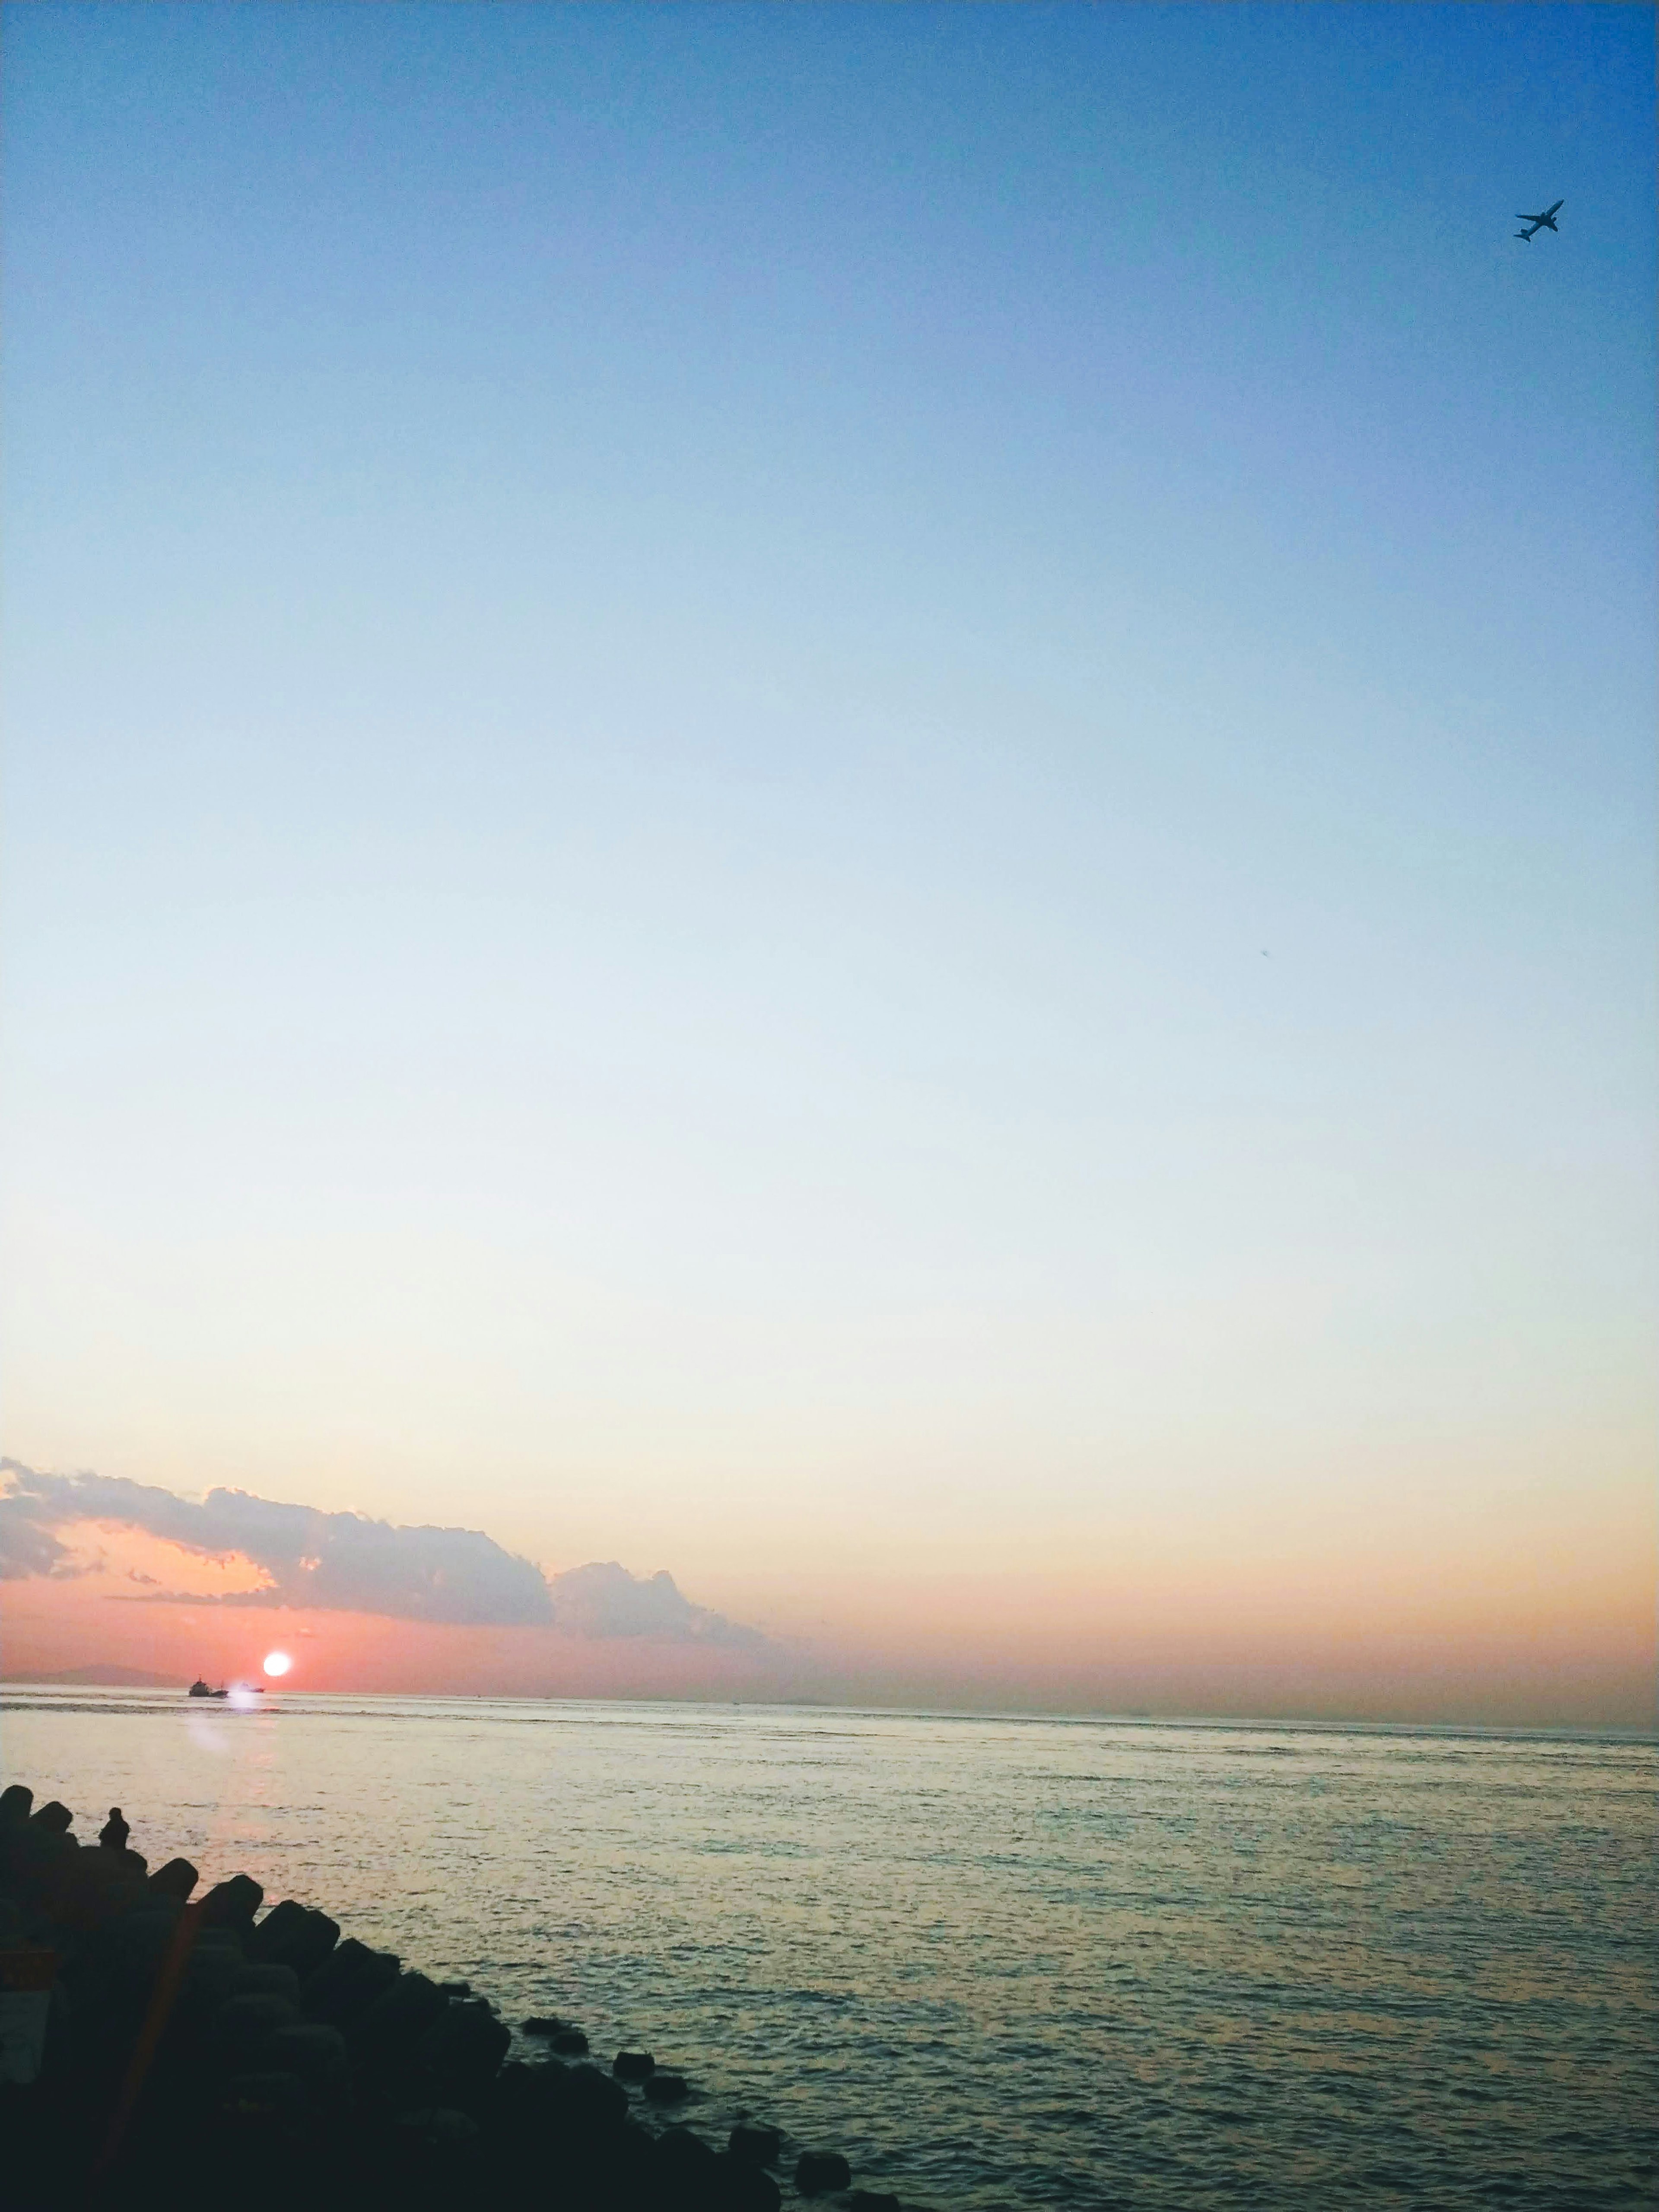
(5, 1691), (1654, 2208)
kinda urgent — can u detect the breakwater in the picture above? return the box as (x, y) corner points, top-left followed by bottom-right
(0, 1780), (890, 2212)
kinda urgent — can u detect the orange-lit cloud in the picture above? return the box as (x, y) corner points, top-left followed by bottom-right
(0, 1463), (774, 1676)
(0, 1462), (553, 1624)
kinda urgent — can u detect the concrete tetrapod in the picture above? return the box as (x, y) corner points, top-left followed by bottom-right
(0, 1773), (922, 2212)
(796, 2148), (855, 2196)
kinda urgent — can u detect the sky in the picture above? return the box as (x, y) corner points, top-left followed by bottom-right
(2, 3), (1653, 1726)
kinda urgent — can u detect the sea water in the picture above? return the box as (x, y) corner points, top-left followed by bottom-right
(3, 1689), (1653, 2209)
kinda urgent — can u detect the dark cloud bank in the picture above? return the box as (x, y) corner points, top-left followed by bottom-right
(0, 1462), (766, 1650)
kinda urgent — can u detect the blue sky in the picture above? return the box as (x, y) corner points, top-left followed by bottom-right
(3, 5), (1653, 1716)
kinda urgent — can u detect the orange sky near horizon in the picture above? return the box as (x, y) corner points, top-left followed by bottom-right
(3, 1516), (1650, 1729)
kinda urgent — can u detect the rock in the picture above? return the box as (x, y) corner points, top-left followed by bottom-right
(323, 1949), (406, 2028)
(220, 2068), (307, 2119)
(796, 2150), (854, 2196)
(729, 2123), (783, 2167)
(6, 1826), (76, 1890)
(302, 1936), (373, 2004)
(521, 2014), (567, 2035)
(654, 2123), (716, 2180)
(394, 2106), (480, 2149)
(50, 1842), (149, 1929)
(101, 1900), (185, 1980)
(248, 1899), (340, 1976)
(263, 2021), (350, 2097)
(200, 1872), (264, 1931)
(417, 1997), (510, 2088)
(495, 2057), (629, 2166)
(644, 2070), (691, 2104)
(848, 2195), (902, 2212)
(554, 2061), (629, 2136)
(26, 1801), (74, 1834)
(346, 1970), (449, 2072)
(547, 2026), (589, 2055)
(382, 2104), (485, 2194)
(486, 2056), (558, 2143)
(246, 1897), (306, 1953)
(712, 2151), (784, 2212)
(0, 1783), (32, 1826)
(613, 2047), (656, 2080)
(435, 1979), (471, 1997)
(148, 1856), (199, 1901)
(213, 1990), (303, 2064)
(176, 1932), (248, 2013)
(230, 1961), (302, 2002)
(304, 1942), (400, 2025)
(606, 2122), (664, 2199)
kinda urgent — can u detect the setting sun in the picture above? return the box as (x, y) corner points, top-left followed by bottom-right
(262, 1649), (292, 1678)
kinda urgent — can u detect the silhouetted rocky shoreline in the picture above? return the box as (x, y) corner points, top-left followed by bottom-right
(0, 1782), (899, 2212)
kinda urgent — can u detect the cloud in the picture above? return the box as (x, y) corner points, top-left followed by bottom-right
(547, 1561), (768, 1650)
(0, 1487), (77, 1581)
(0, 1463), (771, 1649)
(0, 1462), (552, 1627)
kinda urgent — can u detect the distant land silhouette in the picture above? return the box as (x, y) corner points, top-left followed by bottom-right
(1, 1662), (183, 1688)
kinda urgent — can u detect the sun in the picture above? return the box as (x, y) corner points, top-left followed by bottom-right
(262, 1649), (292, 1678)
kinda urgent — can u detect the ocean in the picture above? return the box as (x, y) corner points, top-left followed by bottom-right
(3, 1688), (1653, 2208)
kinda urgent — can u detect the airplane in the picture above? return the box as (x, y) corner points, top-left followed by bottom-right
(1514, 200), (1564, 242)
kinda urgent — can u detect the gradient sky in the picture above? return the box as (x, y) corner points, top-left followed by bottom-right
(3, 4), (1654, 1723)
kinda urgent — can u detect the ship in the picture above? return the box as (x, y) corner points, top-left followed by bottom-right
(188, 1679), (228, 1699)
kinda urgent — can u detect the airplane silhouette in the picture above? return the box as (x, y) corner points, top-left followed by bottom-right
(1514, 200), (1564, 242)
